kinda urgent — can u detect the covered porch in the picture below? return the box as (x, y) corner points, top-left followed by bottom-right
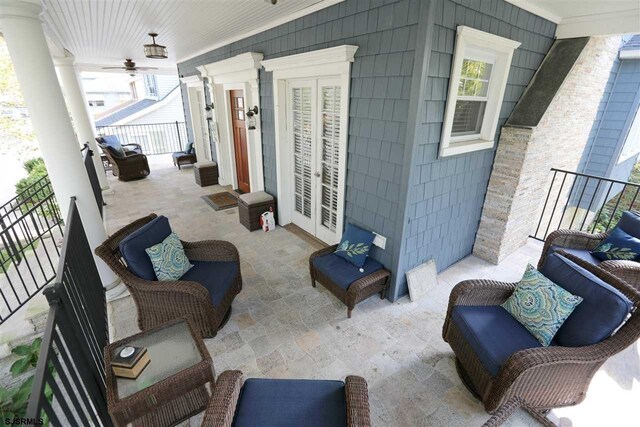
(104, 154), (639, 426)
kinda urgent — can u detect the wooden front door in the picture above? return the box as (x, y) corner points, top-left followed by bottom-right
(229, 90), (251, 193)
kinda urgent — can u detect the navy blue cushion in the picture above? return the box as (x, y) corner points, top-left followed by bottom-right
(591, 227), (640, 261)
(119, 216), (172, 280)
(617, 211), (640, 239)
(101, 135), (126, 157)
(334, 223), (375, 267)
(233, 378), (346, 427)
(550, 245), (601, 265)
(451, 305), (542, 376)
(185, 141), (195, 154)
(312, 253), (383, 290)
(540, 253), (633, 347)
(179, 260), (238, 307)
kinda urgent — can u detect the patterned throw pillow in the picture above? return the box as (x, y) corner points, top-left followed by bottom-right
(145, 233), (193, 281)
(502, 265), (583, 346)
(334, 223), (376, 268)
(591, 227), (640, 261)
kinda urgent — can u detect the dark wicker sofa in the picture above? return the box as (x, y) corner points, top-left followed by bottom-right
(443, 251), (640, 424)
(538, 210), (640, 290)
(201, 370), (371, 427)
(95, 214), (242, 338)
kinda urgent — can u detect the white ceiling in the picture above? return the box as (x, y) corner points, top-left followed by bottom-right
(506, 1), (640, 38)
(41, 0), (342, 74)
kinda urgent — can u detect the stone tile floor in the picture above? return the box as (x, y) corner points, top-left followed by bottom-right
(104, 155), (639, 426)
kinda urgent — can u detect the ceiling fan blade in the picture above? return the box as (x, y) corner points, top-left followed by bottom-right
(101, 66), (126, 70)
(135, 67), (158, 70)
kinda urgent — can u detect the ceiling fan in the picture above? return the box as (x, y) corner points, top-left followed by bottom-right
(102, 59), (157, 75)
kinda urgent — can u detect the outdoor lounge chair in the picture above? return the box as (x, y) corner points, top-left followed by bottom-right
(538, 210), (640, 290)
(95, 214), (242, 338)
(96, 135), (150, 181)
(443, 251), (640, 425)
(172, 141), (197, 169)
(201, 370), (371, 427)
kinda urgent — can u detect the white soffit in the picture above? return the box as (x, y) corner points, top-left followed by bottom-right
(505, 1), (640, 38)
(40, 0), (344, 72)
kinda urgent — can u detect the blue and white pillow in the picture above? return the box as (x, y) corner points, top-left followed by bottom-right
(591, 227), (640, 261)
(145, 233), (193, 281)
(334, 223), (375, 268)
(502, 264), (583, 346)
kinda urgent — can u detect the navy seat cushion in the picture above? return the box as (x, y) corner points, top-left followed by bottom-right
(617, 211), (640, 239)
(179, 260), (238, 307)
(119, 216), (172, 280)
(233, 378), (346, 427)
(540, 253), (633, 347)
(550, 245), (601, 265)
(312, 253), (384, 290)
(451, 305), (542, 376)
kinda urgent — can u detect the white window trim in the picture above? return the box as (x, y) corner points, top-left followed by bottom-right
(261, 45), (357, 244)
(197, 52), (265, 191)
(439, 26), (521, 158)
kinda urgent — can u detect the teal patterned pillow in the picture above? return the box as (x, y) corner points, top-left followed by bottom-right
(145, 233), (193, 281)
(502, 265), (583, 346)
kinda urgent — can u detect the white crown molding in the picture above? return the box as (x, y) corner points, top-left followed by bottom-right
(177, 0), (345, 63)
(504, 0), (562, 24)
(456, 26), (521, 52)
(180, 74), (202, 86)
(199, 52), (263, 77)
(261, 45), (358, 72)
(556, 9), (640, 39)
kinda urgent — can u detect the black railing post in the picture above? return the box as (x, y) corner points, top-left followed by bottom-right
(175, 120), (182, 150)
(0, 215), (22, 264)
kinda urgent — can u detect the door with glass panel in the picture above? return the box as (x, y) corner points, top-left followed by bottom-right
(288, 77), (344, 244)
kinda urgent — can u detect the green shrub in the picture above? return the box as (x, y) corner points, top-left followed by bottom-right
(14, 157), (58, 219)
(22, 157), (44, 174)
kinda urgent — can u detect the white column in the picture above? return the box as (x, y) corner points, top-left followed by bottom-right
(0, 0), (117, 287)
(55, 55), (110, 190)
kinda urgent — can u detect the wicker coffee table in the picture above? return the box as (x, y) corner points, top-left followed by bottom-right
(105, 318), (214, 427)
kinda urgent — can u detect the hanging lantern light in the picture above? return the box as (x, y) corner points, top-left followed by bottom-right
(246, 106), (259, 130)
(144, 33), (168, 59)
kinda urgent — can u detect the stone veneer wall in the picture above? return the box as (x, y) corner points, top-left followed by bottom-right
(474, 36), (622, 264)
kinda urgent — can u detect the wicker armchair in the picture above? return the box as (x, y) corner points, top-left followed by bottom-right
(538, 210), (640, 290)
(97, 138), (150, 182)
(443, 252), (640, 423)
(95, 214), (242, 338)
(201, 370), (371, 427)
(309, 244), (390, 318)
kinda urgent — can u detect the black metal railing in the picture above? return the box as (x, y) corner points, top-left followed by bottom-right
(0, 175), (64, 324)
(82, 143), (105, 217)
(531, 168), (640, 241)
(26, 197), (111, 426)
(96, 121), (188, 155)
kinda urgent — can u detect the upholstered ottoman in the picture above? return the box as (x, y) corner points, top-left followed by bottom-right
(238, 191), (276, 231)
(194, 161), (219, 187)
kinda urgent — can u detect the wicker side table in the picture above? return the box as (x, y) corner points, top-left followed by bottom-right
(194, 161), (219, 187)
(238, 191), (276, 231)
(105, 318), (214, 427)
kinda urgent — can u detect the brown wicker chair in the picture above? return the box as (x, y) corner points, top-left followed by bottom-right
(201, 370), (371, 427)
(443, 251), (640, 424)
(95, 214), (242, 338)
(97, 140), (150, 181)
(309, 244), (390, 318)
(538, 210), (640, 290)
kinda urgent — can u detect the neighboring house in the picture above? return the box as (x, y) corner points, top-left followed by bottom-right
(95, 75), (188, 154)
(574, 35), (640, 209)
(81, 72), (132, 114)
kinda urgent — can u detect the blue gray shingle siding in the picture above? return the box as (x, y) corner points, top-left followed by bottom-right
(177, 0), (556, 301)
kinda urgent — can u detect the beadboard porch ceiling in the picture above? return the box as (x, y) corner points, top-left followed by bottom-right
(40, 0), (342, 73)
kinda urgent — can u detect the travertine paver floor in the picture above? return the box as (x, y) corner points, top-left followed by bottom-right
(104, 155), (639, 426)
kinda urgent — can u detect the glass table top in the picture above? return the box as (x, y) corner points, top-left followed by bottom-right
(113, 321), (203, 399)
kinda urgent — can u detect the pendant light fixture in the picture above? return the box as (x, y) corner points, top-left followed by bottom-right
(144, 33), (168, 59)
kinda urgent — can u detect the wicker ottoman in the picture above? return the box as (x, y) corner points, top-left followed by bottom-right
(194, 161), (219, 187)
(238, 191), (276, 231)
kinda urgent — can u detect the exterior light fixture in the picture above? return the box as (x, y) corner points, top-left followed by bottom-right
(246, 106), (259, 130)
(205, 104), (214, 121)
(144, 33), (168, 59)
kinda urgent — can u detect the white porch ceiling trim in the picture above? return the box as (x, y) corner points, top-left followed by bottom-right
(556, 9), (640, 39)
